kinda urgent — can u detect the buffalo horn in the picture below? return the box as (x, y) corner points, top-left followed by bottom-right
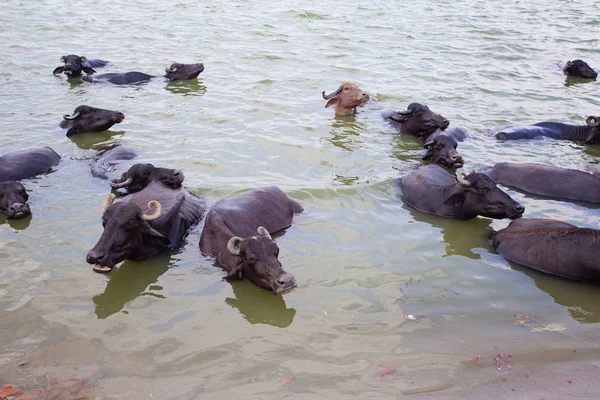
(141, 201), (162, 221)
(60, 56), (65, 63)
(165, 66), (177, 73)
(457, 173), (472, 187)
(257, 226), (272, 240)
(227, 237), (243, 255)
(109, 176), (133, 188)
(586, 116), (599, 127)
(101, 193), (116, 213)
(62, 111), (81, 120)
(80, 56), (87, 62)
(423, 140), (434, 149)
(322, 86), (343, 100)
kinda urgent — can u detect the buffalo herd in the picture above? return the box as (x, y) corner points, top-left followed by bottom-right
(0, 54), (598, 297)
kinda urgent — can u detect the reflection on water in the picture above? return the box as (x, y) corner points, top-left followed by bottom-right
(93, 257), (170, 319)
(225, 280), (296, 328)
(68, 130), (126, 150)
(164, 80), (207, 96)
(1, 215), (32, 230)
(564, 76), (597, 87)
(327, 117), (365, 152)
(390, 133), (422, 164)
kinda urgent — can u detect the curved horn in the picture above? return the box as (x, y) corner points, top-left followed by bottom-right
(227, 236), (243, 255)
(62, 111), (81, 120)
(101, 193), (116, 213)
(141, 201), (162, 221)
(322, 86), (343, 100)
(80, 56), (87, 62)
(109, 176), (133, 188)
(456, 173), (472, 187)
(60, 56), (66, 63)
(257, 226), (272, 240)
(586, 116), (599, 127)
(165, 66), (177, 73)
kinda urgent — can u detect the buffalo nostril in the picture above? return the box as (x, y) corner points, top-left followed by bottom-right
(514, 204), (525, 213)
(86, 250), (104, 264)
(276, 273), (295, 287)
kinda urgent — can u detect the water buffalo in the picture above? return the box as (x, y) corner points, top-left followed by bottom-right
(109, 163), (183, 193)
(91, 144), (138, 179)
(491, 218), (599, 283)
(82, 63), (204, 85)
(0, 181), (30, 219)
(86, 181), (206, 272)
(60, 105), (124, 136)
(383, 103), (450, 138)
(493, 116), (600, 144)
(422, 131), (464, 168)
(322, 82), (374, 116)
(561, 60), (597, 79)
(485, 162), (600, 204)
(400, 164), (524, 220)
(0, 147), (61, 182)
(199, 186), (303, 294)
(52, 54), (108, 77)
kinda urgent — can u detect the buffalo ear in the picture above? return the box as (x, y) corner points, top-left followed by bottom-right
(423, 141), (434, 149)
(325, 97), (339, 108)
(421, 149), (433, 160)
(444, 193), (465, 206)
(53, 66), (65, 74)
(83, 66), (96, 75)
(141, 224), (170, 249)
(227, 236), (243, 256)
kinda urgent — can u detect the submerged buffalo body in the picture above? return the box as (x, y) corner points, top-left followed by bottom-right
(87, 181), (206, 272)
(199, 186), (303, 294)
(0, 181), (30, 219)
(493, 116), (600, 144)
(561, 60), (597, 79)
(53, 54), (108, 77)
(91, 144), (138, 179)
(0, 147), (61, 182)
(400, 164), (524, 220)
(383, 103), (450, 138)
(83, 63), (204, 85)
(110, 163), (184, 193)
(491, 218), (600, 283)
(485, 162), (600, 204)
(60, 105), (124, 136)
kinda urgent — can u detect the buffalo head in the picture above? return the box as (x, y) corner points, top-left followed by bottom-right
(0, 181), (31, 219)
(59, 105), (124, 136)
(445, 171), (524, 220)
(386, 103), (450, 137)
(164, 63), (205, 81)
(225, 227), (296, 295)
(322, 82), (370, 116)
(52, 54), (95, 77)
(423, 135), (464, 168)
(563, 60), (597, 79)
(87, 194), (168, 272)
(110, 163), (184, 193)
(585, 116), (600, 144)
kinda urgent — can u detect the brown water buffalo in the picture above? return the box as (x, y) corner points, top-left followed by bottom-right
(82, 63), (204, 85)
(60, 105), (124, 136)
(561, 60), (597, 79)
(485, 163), (600, 204)
(491, 218), (599, 283)
(52, 54), (108, 77)
(199, 186), (303, 294)
(322, 82), (374, 116)
(109, 163), (184, 193)
(383, 103), (450, 138)
(86, 181), (206, 272)
(0, 147), (61, 182)
(0, 181), (30, 219)
(400, 165), (524, 220)
(493, 116), (600, 144)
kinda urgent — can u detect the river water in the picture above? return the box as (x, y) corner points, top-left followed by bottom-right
(1, 0), (600, 398)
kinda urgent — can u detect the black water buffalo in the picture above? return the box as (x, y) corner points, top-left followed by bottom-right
(422, 131), (464, 168)
(491, 218), (599, 283)
(0, 147), (61, 182)
(400, 164), (524, 220)
(60, 105), (124, 136)
(86, 181), (206, 272)
(199, 186), (303, 294)
(561, 60), (598, 79)
(91, 144), (138, 179)
(0, 181), (30, 219)
(485, 162), (600, 204)
(383, 103), (450, 138)
(52, 54), (108, 77)
(109, 163), (183, 193)
(493, 116), (600, 144)
(82, 63), (204, 85)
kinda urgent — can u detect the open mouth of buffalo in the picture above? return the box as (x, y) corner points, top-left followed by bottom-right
(93, 264), (113, 273)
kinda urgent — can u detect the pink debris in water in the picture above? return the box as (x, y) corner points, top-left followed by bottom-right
(507, 365), (512, 370)
(497, 364), (503, 370)
(494, 357), (499, 362)
(475, 355), (481, 361)
(445, 338), (450, 341)
(508, 354), (512, 358)
(568, 380), (572, 384)
(523, 316), (528, 319)
(376, 365), (397, 377)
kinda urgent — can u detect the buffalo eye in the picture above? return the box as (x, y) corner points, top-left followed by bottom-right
(125, 219), (138, 229)
(246, 256), (257, 266)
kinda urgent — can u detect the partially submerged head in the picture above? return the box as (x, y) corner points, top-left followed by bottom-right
(0, 181), (31, 219)
(60, 105), (124, 136)
(585, 116), (600, 144)
(110, 163), (184, 193)
(86, 194), (167, 272)
(422, 135), (464, 168)
(224, 226), (296, 295)
(164, 63), (205, 81)
(53, 54), (95, 77)
(385, 103), (450, 137)
(563, 60), (597, 79)
(322, 82), (370, 115)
